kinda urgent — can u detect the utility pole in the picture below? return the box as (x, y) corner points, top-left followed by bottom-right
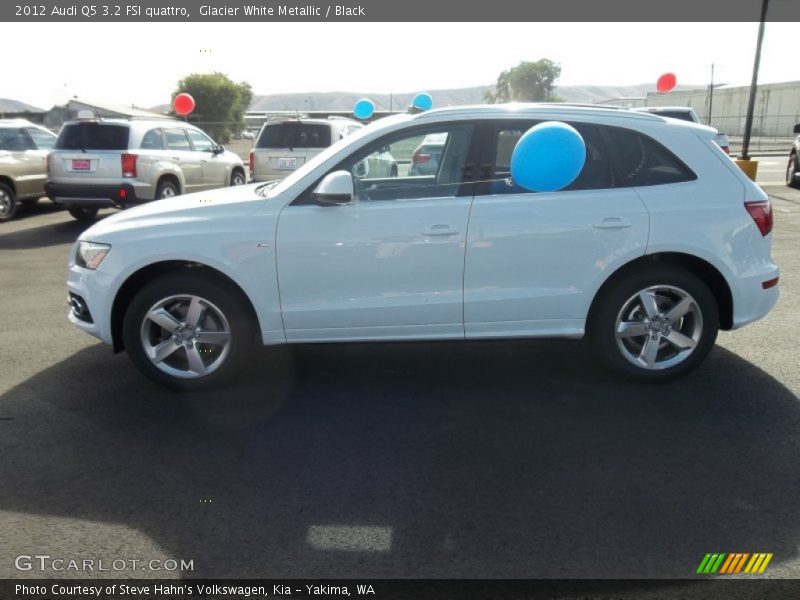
(741, 0), (769, 160)
(707, 63), (715, 126)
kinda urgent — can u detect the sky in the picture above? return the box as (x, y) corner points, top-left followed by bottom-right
(2, 22), (799, 110)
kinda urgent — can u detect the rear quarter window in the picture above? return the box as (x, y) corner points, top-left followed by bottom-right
(602, 126), (696, 187)
(56, 123), (130, 151)
(257, 123), (332, 149)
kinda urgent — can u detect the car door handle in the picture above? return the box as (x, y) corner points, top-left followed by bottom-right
(594, 217), (631, 230)
(423, 225), (459, 237)
(171, 157), (181, 161)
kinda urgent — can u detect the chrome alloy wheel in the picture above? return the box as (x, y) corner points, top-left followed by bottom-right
(614, 285), (703, 370)
(0, 188), (12, 217)
(140, 294), (231, 379)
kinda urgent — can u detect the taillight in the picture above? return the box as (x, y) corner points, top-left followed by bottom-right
(121, 153), (137, 178)
(745, 200), (773, 236)
(411, 149), (431, 164)
(249, 150), (254, 173)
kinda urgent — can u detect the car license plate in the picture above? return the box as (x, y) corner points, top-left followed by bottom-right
(277, 157), (297, 170)
(72, 159), (91, 171)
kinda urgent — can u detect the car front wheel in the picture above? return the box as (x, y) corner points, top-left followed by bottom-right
(787, 154), (799, 189)
(122, 272), (256, 390)
(590, 266), (719, 382)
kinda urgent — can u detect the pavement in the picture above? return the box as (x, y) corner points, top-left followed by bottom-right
(0, 178), (799, 580)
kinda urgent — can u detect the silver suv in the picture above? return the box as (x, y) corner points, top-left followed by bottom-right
(250, 117), (362, 182)
(46, 119), (246, 221)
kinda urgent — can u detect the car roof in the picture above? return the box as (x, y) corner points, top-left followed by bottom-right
(61, 118), (192, 128)
(410, 103), (666, 124)
(0, 118), (36, 127)
(264, 117), (359, 127)
(638, 106), (693, 112)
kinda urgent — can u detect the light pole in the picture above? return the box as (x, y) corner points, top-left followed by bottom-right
(740, 0), (769, 161)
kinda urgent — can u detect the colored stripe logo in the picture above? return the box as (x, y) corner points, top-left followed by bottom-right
(697, 553), (773, 574)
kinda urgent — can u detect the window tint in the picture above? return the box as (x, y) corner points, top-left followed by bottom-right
(339, 125), (473, 202)
(164, 129), (191, 151)
(0, 128), (33, 151)
(486, 122), (614, 194)
(26, 128), (56, 150)
(603, 126), (696, 186)
(257, 122), (331, 149)
(56, 123), (129, 150)
(186, 129), (214, 152)
(140, 128), (163, 150)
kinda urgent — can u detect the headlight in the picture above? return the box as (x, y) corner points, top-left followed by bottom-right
(76, 241), (111, 270)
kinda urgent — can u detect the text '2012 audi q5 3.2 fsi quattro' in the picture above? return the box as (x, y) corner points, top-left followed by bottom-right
(66, 104), (779, 390)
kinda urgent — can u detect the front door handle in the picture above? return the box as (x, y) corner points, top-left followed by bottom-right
(171, 157), (181, 161)
(423, 224), (459, 237)
(594, 217), (631, 230)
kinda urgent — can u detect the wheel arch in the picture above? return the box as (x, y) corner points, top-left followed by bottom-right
(110, 260), (260, 352)
(587, 252), (734, 334)
(0, 175), (16, 194)
(156, 172), (182, 196)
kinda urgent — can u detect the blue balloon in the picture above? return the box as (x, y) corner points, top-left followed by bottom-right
(411, 92), (433, 111)
(353, 98), (375, 120)
(510, 121), (586, 192)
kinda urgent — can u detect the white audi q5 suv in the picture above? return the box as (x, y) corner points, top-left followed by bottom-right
(66, 104), (779, 389)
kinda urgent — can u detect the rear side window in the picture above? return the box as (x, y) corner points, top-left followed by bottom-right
(140, 128), (163, 150)
(484, 121), (614, 194)
(257, 122), (332, 149)
(0, 128), (33, 151)
(56, 123), (129, 150)
(602, 126), (696, 187)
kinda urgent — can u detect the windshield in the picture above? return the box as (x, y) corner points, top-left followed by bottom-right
(264, 114), (412, 198)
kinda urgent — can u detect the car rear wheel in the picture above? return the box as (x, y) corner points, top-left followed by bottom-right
(67, 206), (99, 222)
(787, 154), (799, 189)
(590, 266), (719, 382)
(231, 170), (246, 186)
(0, 183), (18, 222)
(122, 272), (257, 391)
(156, 180), (179, 199)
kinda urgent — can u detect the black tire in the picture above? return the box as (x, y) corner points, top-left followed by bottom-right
(156, 179), (179, 199)
(787, 154), (799, 189)
(0, 183), (18, 222)
(390, 164), (398, 178)
(122, 271), (257, 391)
(230, 169), (246, 186)
(589, 265), (719, 382)
(68, 206), (99, 221)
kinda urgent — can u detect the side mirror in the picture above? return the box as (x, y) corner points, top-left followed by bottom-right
(794, 123), (800, 135)
(213, 144), (225, 154)
(313, 170), (354, 206)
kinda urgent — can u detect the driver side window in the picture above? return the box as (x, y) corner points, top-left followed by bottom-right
(342, 126), (474, 202)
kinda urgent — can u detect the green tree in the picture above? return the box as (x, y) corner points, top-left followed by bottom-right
(484, 60), (562, 103)
(173, 72), (253, 143)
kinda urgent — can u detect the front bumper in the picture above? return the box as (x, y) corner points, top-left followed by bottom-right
(46, 182), (143, 207)
(66, 255), (115, 346)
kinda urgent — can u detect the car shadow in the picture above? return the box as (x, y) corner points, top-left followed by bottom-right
(0, 340), (798, 579)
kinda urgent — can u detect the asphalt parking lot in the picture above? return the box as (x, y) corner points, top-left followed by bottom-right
(1, 178), (800, 580)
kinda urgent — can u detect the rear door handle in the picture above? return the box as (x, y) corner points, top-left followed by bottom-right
(594, 217), (631, 230)
(171, 157), (181, 161)
(423, 224), (459, 237)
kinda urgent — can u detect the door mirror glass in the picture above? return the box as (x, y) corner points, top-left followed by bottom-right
(313, 170), (354, 206)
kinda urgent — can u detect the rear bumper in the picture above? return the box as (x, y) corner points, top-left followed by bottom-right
(46, 182), (143, 206)
(731, 264), (780, 329)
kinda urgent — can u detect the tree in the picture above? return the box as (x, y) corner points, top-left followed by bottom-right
(484, 60), (562, 103)
(173, 72), (253, 143)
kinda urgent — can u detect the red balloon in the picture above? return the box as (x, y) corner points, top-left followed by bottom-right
(173, 93), (195, 116)
(656, 73), (677, 93)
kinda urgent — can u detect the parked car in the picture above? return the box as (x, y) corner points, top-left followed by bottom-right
(0, 119), (57, 221)
(67, 104), (779, 390)
(250, 117), (362, 182)
(46, 119), (246, 221)
(635, 107), (730, 154)
(787, 122), (800, 189)
(408, 132), (447, 176)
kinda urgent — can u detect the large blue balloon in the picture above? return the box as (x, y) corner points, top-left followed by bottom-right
(353, 98), (375, 120)
(411, 92), (433, 111)
(510, 121), (586, 192)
